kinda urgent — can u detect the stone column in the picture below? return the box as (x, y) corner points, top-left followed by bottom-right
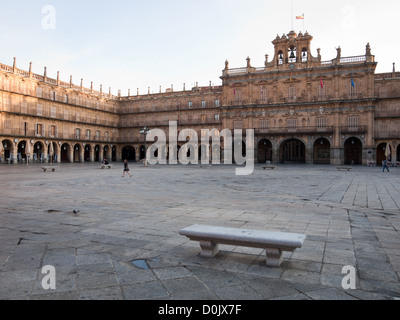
(80, 147), (85, 163)
(99, 146), (104, 162)
(68, 145), (74, 163)
(90, 147), (95, 163)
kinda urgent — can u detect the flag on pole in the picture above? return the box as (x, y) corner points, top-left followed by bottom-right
(351, 73), (355, 87)
(320, 76), (324, 89)
(296, 14), (304, 20)
(233, 84), (236, 95)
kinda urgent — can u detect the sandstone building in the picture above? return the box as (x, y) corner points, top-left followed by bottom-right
(1, 31), (399, 166)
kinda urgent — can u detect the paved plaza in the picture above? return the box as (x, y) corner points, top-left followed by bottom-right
(0, 162), (399, 300)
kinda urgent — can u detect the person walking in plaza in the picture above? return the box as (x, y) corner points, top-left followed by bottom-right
(122, 159), (132, 178)
(383, 159), (390, 172)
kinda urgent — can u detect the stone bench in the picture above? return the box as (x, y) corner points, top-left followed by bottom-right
(179, 224), (306, 267)
(41, 166), (59, 172)
(101, 164), (112, 169)
(262, 166), (276, 170)
(336, 167), (352, 171)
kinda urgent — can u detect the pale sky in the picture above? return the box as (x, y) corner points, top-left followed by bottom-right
(0, 0), (398, 96)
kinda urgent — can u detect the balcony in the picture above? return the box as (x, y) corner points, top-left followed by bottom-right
(340, 126), (367, 134)
(254, 126), (335, 136)
(375, 130), (400, 139)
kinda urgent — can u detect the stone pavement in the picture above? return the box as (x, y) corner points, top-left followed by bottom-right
(0, 163), (399, 300)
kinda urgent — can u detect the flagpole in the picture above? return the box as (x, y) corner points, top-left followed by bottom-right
(291, 0), (294, 30)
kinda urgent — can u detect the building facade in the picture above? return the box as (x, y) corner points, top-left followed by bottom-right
(1, 31), (399, 165)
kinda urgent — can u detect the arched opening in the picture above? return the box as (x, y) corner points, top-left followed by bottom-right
(278, 50), (284, 65)
(377, 143), (393, 165)
(73, 144), (81, 162)
(301, 48), (308, 62)
(94, 145), (101, 162)
(314, 138), (331, 164)
(122, 146), (136, 162)
(139, 145), (146, 160)
(1, 139), (13, 162)
(33, 142), (44, 162)
(103, 145), (109, 161)
(281, 139), (306, 164)
(17, 141), (28, 162)
(84, 145), (91, 162)
(344, 138), (362, 165)
(397, 146), (400, 162)
(112, 146), (117, 162)
(257, 139), (273, 163)
(288, 45), (297, 63)
(61, 143), (70, 163)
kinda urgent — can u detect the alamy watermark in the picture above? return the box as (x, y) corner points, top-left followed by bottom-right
(341, 265), (356, 290)
(41, 5), (56, 30)
(145, 121), (255, 176)
(41, 265), (56, 290)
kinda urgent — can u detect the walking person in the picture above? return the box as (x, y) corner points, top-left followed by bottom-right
(122, 159), (133, 178)
(383, 159), (390, 172)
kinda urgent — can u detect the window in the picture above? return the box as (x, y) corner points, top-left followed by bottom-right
(201, 100), (206, 108)
(105, 131), (109, 141)
(37, 105), (43, 117)
(50, 107), (56, 118)
(288, 87), (296, 102)
(52, 92), (56, 101)
(234, 121), (243, 130)
(96, 131), (100, 141)
(260, 120), (269, 130)
(288, 119), (297, 129)
(234, 90), (242, 104)
(348, 117), (359, 130)
(260, 87), (267, 103)
(188, 101), (193, 108)
(214, 114), (220, 121)
(50, 125), (57, 137)
(86, 129), (91, 140)
(36, 124), (43, 136)
(318, 85), (326, 100)
(76, 128), (81, 140)
(349, 83), (358, 98)
(214, 100), (220, 107)
(201, 114), (206, 123)
(317, 118), (327, 129)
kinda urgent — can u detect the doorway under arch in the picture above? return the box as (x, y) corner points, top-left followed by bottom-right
(344, 138), (362, 165)
(377, 143), (392, 165)
(257, 139), (273, 163)
(281, 139), (305, 163)
(73, 144), (81, 162)
(61, 144), (70, 163)
(84, 145), (91, 162)
(33, 142), (44, 162)
(1, 139), (13, 161)
(314, 138), (331, 164)
(122, 146), (136, 162)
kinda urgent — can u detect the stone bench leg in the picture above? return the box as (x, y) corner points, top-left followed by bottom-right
(265, 248), (283, 267)
(199, 240), (219, 257)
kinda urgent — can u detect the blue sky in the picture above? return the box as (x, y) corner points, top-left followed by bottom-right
(0, 0), (398, 96)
